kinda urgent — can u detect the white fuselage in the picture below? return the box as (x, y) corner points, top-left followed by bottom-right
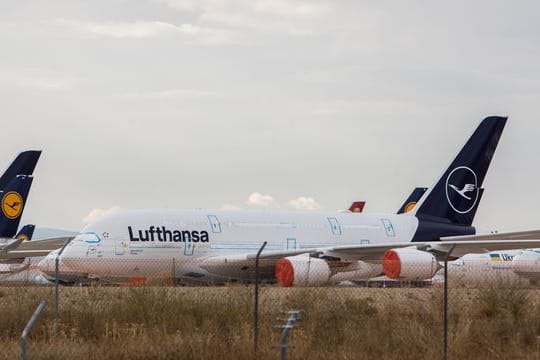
(446, 249), (540, 286)
(38, 209), (419, 284)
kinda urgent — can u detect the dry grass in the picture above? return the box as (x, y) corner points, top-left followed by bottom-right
(0, 285), (538, 359)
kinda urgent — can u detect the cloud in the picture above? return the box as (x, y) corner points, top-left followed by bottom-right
(56, 18), (243, 44)
(287, 196), (321, 210)
(82, 206), (123, 225)
(159, 0), (333, 35)
(246, 192), (280, 208)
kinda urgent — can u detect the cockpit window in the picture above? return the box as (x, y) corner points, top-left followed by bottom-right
(73, 233), (101, 244)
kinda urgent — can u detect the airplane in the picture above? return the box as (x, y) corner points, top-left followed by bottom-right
(0, 150), (40, 250)
(445, 248), (540, 286)
(396, 186), (538, 286)
(0, 151), (73, 261)
(0, 225), (36, 275)
(0, 224), (73, 284)
(37, 116), (540, 286)
(391, 186), (540, 287)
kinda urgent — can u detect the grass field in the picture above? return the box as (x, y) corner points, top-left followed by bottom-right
(0, 285), (538, 359)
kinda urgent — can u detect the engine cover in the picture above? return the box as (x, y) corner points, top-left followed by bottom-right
(512, 251), (540, 275)
(382, 248), (439, 280)
(275, 254), (331, 287)
(329, 261), (382, 282)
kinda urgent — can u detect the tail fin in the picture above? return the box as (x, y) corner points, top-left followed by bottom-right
(397, 187), (427, 214)
(15, 224), (35, 241)
(348, 201), (366, 213)
(412, 116), (507, 241)
(0, 151), (41, 190)
(0, 175), (33, 238)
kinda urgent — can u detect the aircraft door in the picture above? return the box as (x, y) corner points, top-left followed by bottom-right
(381, 219), (395, 237)
(184, 243), (195, 256)
(287, 237), (297, 250)
(327, 217), (342, 235)
(208, 215), (222, 233)
(115, 239), (127, 255)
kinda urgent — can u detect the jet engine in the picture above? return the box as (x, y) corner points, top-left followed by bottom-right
(382, 248), (439, 280)
(512, 251), (540, 275)
(275, 254), (331, 287)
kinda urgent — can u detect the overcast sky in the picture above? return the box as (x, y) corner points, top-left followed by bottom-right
(1, 1), (539, 232)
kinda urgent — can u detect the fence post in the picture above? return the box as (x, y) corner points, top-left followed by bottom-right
(172, 258), (176, 285)
(443, 244), (456, 360)
(254, 241), (267, 357)
(54, 238), (73, 337)
(21, 299), (47, 360)
(277, 310), (302, 360)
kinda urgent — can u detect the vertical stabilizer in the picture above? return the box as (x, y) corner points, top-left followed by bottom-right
(0, 176), (33, 238)
(15, 224), (36, 241)
(397, 187), (427, 214)
(412, 116), (506, 241)
(0, 151), (41, 190)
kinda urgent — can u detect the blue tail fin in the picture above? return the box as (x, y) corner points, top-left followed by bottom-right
(412, 116), (507, 241)
(397, 187), (427, 214)
(0, 175), (33, 238)
(0, 151), (41, 190)
(15, 224), (35, 241)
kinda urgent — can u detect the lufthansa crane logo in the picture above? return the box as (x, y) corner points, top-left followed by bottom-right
(2, 191), (23, 219)
(404, 202), (417, 213)
(445, 166), (479, 214)
(17, 233), (29, 241)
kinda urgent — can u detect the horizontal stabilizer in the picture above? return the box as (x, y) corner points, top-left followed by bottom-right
(0, 236), (73, 259)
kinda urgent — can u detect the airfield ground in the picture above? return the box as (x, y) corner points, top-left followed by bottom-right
(0, 286), (538, 359)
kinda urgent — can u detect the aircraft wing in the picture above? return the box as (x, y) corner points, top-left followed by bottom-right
(200, 230), (540, 278)
(0, 236), (73, 259)
(316, 229), (540, 261)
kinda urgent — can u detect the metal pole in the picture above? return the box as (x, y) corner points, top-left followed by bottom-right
(279, 311), (301, 360)
(172, 258), (176, 285)
(21, 299), (47, 360)
(54, 256), (59, 336)
(254, 241), (267, 357)
(443, 244), (456, 360)
(54, 238), (73, 337)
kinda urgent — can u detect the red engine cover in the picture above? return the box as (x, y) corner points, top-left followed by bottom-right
(382, 250), (401, 279)
(275, 257), (295, 287)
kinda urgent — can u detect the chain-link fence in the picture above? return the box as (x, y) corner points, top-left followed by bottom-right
(0, 257), (539, 359)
